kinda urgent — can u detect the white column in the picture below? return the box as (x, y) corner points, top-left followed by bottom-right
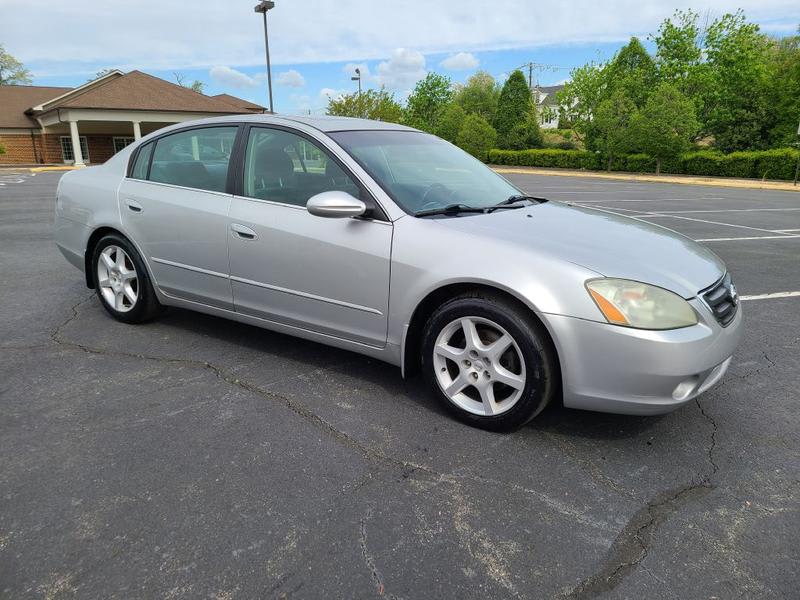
(132, 121), (142, 140)
(68, 120), (84, 166)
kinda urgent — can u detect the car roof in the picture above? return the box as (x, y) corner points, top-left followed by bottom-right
(177, 113), (418, 134)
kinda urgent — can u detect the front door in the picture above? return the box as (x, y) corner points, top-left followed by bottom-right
(228, 126), (392, 347)
(119, 125), (238, 309)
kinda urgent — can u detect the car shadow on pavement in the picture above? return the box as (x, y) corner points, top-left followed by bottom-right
(146, 306), (668, 440)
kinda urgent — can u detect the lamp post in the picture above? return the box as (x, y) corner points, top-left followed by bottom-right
(351, 68), (362, 97)
(254, 0), (275, 113)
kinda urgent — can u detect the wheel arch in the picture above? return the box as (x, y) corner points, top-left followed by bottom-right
(83, 226), (156, 292)
(84, 226), (125, 288)
(401, 282), (562, 389)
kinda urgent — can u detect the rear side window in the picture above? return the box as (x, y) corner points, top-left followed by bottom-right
(148, 126), (238, 192)
(131, 142), (153, 180)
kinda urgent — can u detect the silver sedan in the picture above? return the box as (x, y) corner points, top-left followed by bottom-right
(54, 115), (742, 431)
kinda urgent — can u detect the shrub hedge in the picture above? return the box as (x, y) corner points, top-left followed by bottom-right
(488, 148), (800, 181)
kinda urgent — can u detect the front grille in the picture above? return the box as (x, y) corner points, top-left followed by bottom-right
(702, 273), (738, 327)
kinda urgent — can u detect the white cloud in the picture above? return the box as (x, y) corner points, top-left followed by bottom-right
(209, 65), (259, 88)
(320, 87), (349, 101)
(3, 0), (799, 75)
(375, 48), (427, 89)
(276, 69), (305, 87)
(440, 52), (479, 70)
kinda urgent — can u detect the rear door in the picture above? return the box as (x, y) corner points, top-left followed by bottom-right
(227, 125), (392, 347)
(119, 125), (239, 309)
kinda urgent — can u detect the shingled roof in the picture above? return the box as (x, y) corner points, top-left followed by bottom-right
(213, 93), (265, 113)
(0, 85), (72, 128)
(0, 70), (261, 129)
(54, 71), (256, 113)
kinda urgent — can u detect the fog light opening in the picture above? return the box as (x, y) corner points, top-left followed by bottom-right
(672, 376), (700, 401)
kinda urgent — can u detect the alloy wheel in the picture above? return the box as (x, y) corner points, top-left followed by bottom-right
(432, 316), (526, 416)
(97, 245), (138, 313)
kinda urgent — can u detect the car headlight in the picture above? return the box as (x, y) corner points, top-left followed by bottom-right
(585, 278), (698, 330)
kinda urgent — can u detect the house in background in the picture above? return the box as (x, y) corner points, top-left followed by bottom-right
(0, 70), (263, 166)
(532, 84), (566, 130)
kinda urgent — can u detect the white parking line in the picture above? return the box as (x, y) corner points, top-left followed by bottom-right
(695, 235), (800, 241)
(585, 204), (796, 236)
(572, 197), (724, 203)
(740, 291), (800, 301)
(638, 208), (800, 214)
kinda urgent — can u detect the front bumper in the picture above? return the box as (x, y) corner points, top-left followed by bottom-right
(544, 298), (743, 415)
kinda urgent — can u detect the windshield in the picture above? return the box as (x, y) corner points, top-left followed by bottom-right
(329, 130), (522, 215)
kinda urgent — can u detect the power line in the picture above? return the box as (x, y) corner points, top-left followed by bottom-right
(516, 62), (570, 90)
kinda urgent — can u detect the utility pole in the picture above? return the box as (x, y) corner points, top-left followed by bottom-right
(516, 61), (568, 99)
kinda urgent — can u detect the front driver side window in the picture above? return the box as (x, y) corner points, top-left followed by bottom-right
(242, 127), (361, 207)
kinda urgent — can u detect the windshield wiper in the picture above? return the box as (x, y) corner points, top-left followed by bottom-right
(485, 194), (548, 212)
(414, 203), (488, 217)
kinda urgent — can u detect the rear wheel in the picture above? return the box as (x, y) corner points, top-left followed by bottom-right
(421, 293), (558, 431)
(91, 233), (161, 323)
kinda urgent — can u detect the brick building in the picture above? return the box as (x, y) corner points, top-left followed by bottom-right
(0, 70), (263, 166)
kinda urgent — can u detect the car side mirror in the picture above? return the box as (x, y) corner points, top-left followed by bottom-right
(306, 191), (367, 218)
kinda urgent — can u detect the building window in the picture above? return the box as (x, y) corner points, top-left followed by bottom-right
(113, 137), (135, 153)
(60, 136), (89, 163)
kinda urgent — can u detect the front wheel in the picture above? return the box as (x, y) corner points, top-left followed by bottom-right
(91, 233), (162, 323)
(421, 293), (558, 431)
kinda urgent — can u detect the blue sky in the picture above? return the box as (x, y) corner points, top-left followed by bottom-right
(3, 0), (798, 114)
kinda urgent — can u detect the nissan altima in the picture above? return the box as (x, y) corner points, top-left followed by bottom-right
(54, 115), (742, 431)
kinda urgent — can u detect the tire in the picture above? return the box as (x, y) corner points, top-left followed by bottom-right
(91, 233), (162, 324)
(421, 292), (558, 432)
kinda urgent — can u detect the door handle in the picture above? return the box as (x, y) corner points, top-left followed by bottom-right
(125, 199), (143, 213)
(231, 223), (257, 240)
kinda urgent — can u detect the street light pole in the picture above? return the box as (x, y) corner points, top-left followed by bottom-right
(351, 68), (362, 97)
(254, 1), (275, 113)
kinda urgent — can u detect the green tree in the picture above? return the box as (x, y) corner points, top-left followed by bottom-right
(630, 83), (699, 174)
(504, 109), (544, 150)
(555, 62), (608, 144)
(453, 71), (500, 122)
(494, 70), (537, 149)
(404, 72), (453, 132)
(0, 44), (31, 85)
(435, 103), (467, 143)
(326, 88), (403, 122)
(0, 143), (5, 156)
(604, 37), (657, 108)
(652, 10), (703, 85)
(591, 89), (638, 170)
(455, 114), (497, 161)
(765, 28), (800, 146)
(700, 11), (771, 151)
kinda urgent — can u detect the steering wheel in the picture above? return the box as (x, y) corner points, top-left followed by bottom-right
(418, 183), (456, 211)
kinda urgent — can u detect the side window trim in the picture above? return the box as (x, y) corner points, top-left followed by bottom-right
(235, 123), (388, 221)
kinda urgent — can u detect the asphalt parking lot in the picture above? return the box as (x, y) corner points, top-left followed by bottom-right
(1, 170), (798, 599)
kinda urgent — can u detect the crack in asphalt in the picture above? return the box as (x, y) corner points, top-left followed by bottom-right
(562, 483), (713, 599)
(695, 399), (720, 477)
(359, 507), (398, 599)
(562, 398), (721, 598)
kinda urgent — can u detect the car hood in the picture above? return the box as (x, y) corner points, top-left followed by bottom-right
(436, 201), (725, 299)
